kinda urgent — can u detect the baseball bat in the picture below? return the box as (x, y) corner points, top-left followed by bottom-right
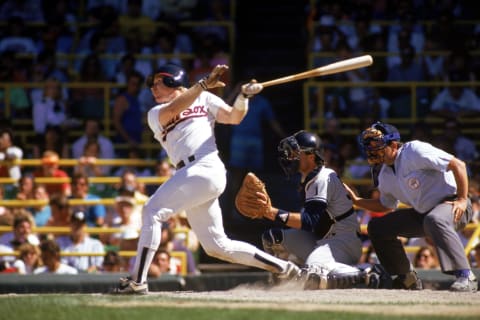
(259, 55), (373, 88)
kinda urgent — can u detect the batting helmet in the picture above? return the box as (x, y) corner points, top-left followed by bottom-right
(359, 121), (401, 165)
(278, 130), (324, 178)
(146, 63), (189, 88)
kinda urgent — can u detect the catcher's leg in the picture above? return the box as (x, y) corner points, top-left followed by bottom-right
(303, 263), (368, 290)
(262, 228), (317, 266)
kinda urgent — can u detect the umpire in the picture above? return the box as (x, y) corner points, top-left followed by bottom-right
(344, 121), (477, 292)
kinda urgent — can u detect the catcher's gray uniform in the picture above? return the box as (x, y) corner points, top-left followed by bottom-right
(263, 166), (363, 280)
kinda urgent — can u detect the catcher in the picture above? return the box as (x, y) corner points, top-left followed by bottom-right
(236, 130), (387, 289)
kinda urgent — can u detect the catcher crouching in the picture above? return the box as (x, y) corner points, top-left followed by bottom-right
(235, 130), (391, 289)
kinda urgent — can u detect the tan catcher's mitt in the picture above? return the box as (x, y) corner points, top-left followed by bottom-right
(235, 172), (271, 219)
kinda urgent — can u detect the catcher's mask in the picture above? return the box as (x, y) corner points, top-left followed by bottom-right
(146, 63), (189, 89)
(359, 122), (400, 165)
(278, 130), (324, 178)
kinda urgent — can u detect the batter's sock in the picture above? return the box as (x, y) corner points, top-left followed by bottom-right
(132, 247), (157, 284)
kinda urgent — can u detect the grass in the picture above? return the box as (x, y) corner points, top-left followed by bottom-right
(0, 294), (477, 320)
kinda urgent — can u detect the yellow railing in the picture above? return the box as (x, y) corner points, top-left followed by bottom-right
(303, 80), (480, 132)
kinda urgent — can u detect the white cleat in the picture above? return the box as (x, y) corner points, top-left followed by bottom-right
(112, 277), (148, 295)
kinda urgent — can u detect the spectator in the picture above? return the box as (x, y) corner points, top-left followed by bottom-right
(472, 242), (480, 268)
(12, 242), (42, 274)
(15, 175), (35, 201)
(56, 210), (105, 273)
(146, 158), (174, 195)
(386, 44), (429, 118)
(32, 125), (70, 159)
(34, 239), (78, 274)
(437, 119), (478, 165)
(45, 193), (70, 229)
(100, 250), (124, 272)
(0, 51), (30, 118)
(429, 70), (480, 119)
(105, 195), (140, 251)
(0, 0), (44, 22)
(0, 127), (23, 184)
(33, 150), (71, 197)
(29, 184), (51, 227)
(148, 248), (180, 277)
(112, 169), (148, 228)
(0, 185), (13, 224)
(118, 0), (155, 44)
(71, 118), (115, 170)
(69, 173), (106, 227)
(112, 71), (144, 152)
(70, 53), (107, 120)
(113, 147), (152, 179)
(74, 138), (108, 178)
(413, 245), (440, 270)
(0, 210), (39, 251)
(0, 16), (37, 54)
(32, 78), (69, 136)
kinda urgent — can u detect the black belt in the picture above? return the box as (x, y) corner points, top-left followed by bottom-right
(332, 208), (355, 222)
(176, 155), (195, 169)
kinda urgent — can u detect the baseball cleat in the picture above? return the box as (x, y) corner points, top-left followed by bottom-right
(276, 261), (301, 280)
(364, 264), (393, 289)
(392, 270), (423, 290)
(449, 273), (478, 292)
(112, 277), (148, 295)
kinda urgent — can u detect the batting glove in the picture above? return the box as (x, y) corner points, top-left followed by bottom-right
(241, 79), (263, 98)
(198, 64), (229, 90)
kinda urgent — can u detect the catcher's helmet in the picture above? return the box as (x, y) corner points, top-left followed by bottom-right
(146, 63), (189, 88)
(278, 130), (324, 178)
(359, 121), (400, 165)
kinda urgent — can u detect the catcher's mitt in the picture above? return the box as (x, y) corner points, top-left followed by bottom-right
(235, 172), (271, 219)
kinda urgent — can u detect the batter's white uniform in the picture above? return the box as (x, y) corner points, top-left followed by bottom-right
(132, 90), (292, 281)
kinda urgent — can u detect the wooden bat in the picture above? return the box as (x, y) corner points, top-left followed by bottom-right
(259, 55), (373, 88)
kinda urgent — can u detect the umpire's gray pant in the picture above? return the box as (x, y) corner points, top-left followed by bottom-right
(368, 200), (472, 275)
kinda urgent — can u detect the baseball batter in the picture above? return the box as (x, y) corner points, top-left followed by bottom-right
(114, 63), (300, 294)
(344, 121), (477, 292)
(260, 130), (378, 289)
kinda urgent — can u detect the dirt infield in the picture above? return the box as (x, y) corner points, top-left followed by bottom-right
(100, 283), (480, 317)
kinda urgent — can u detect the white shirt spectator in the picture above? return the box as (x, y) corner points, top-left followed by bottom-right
(33, 97), (67, 134)
(56, 235), (105, 272)
(33, 263), (78, 274)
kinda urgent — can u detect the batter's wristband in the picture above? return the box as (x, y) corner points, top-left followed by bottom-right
(275, 209), (290, 224)
(198, 78), (208, 90)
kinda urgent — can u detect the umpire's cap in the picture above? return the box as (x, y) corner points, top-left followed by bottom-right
(359, 121), (401, 152)
(146, 63), (189, 88)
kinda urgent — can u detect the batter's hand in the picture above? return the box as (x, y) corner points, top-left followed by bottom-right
(241, 79), (263, 98)
(198, 64), (229, 89)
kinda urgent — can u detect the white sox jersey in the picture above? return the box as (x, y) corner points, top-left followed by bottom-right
(147, 91), (228, 166)
(377, 140), (456, 213)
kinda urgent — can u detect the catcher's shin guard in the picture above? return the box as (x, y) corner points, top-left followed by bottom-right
(326, 270), (367, 289)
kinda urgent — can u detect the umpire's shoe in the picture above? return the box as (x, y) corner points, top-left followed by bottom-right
(392, 270), (423, 290)
(450, 273), (478, 292)
(112, 277), (148, 295)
